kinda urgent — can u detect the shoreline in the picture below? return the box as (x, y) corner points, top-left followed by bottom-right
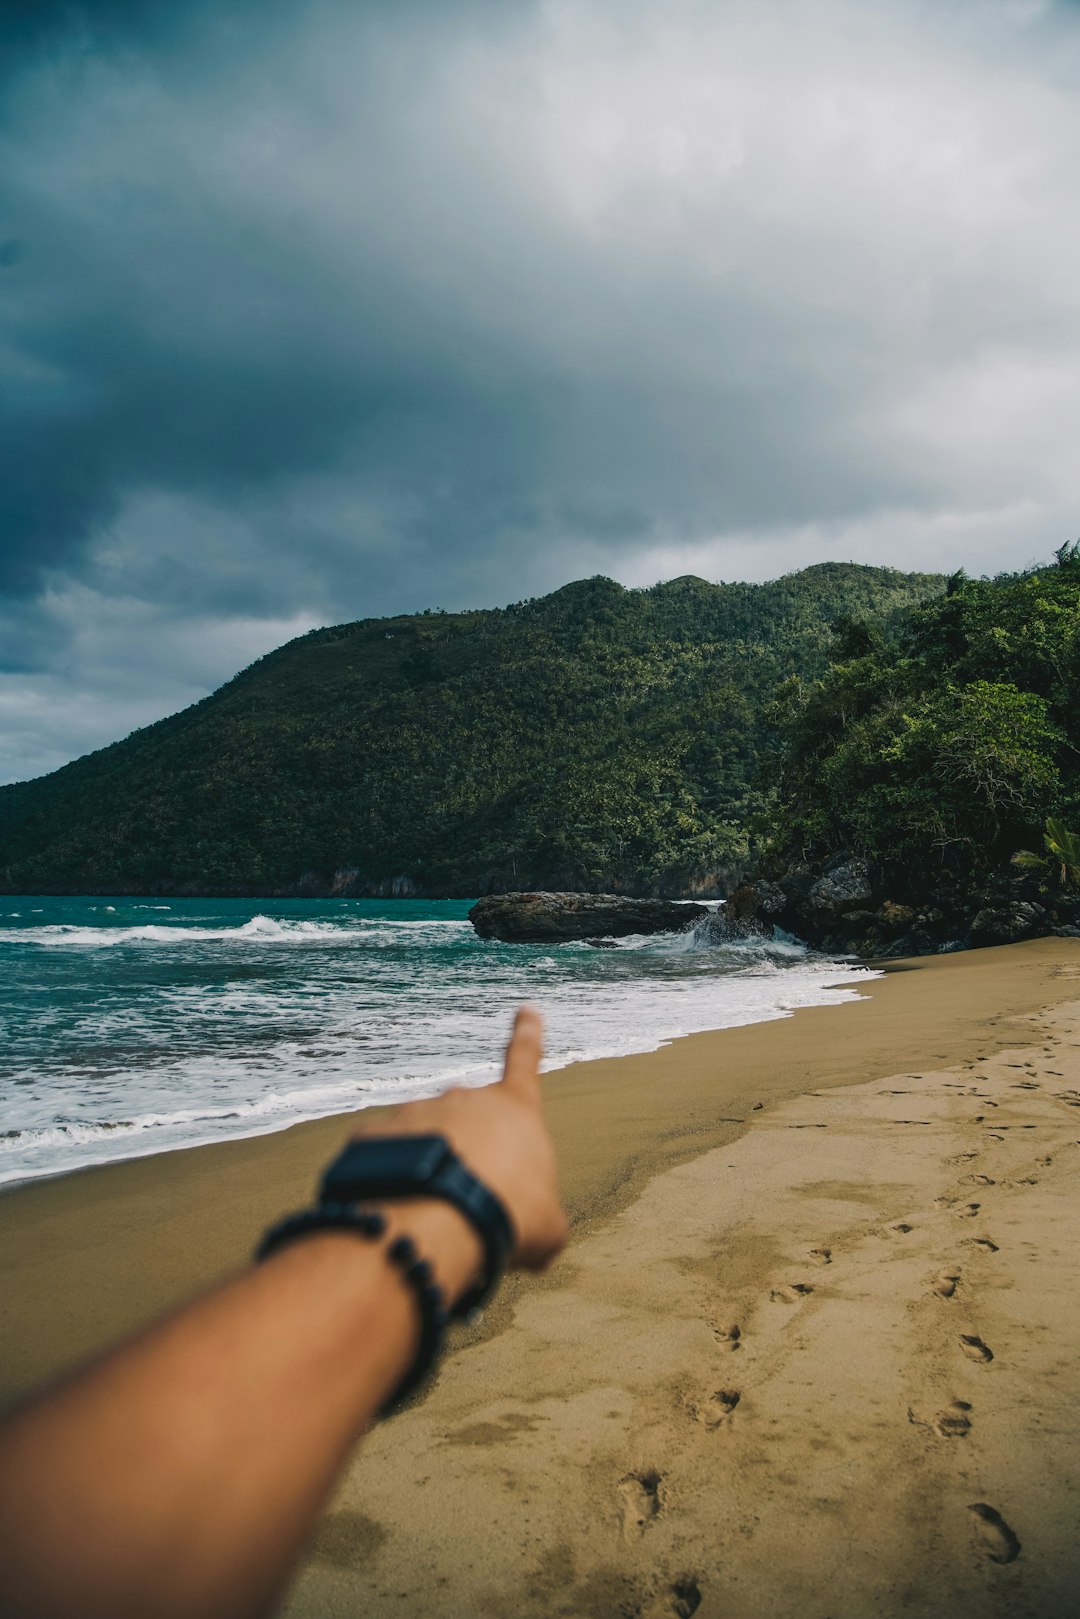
(0, 951), (875, 1196)
(1, 937), (1078, 1409)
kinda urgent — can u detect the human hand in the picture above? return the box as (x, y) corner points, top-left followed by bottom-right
(354, 1005), (568, 1273)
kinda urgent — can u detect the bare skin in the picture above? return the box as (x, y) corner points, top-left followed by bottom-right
(0, 1006), (567, 1619)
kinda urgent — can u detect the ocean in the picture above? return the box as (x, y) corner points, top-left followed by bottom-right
(0, 896), (879, 1187)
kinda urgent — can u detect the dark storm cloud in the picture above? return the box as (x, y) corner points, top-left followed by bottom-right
(2, 0), (1080, 779)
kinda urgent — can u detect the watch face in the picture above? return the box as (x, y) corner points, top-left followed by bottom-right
(321, 1134), (452, 1199)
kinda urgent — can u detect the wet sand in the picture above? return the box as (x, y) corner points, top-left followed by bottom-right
(2, 937), (1080, 1615)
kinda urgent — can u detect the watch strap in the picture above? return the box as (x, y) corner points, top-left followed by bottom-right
(319, 1136), (515, 1320)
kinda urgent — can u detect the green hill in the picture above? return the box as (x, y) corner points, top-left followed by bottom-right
(0, 563), (943, 898)
(764, 547), (1080, 904)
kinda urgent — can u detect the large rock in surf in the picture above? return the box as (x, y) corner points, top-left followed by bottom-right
(468, 892), (708, 944)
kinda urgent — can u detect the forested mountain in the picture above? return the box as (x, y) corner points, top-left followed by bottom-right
(0, 564), (941, 898)
(745, 544), (1080, 955)
(765, 547), (1080, 884)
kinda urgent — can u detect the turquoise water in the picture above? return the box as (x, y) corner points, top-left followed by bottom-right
(0, 896), (876, 1185)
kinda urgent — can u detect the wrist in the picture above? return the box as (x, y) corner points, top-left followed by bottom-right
(373, 1198), (485, 1311)
(257, 1204), (468, 1418)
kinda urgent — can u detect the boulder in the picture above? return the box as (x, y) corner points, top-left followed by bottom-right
(806, 857), (874, 917)
(877, 900), (916, 932)
(969, 900), (1048, 946)
(692, 909), (772, 945)
(725, 880), (787, 922)
(468, 892), (708, 944)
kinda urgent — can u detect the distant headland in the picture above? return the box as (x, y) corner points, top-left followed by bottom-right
(2, 550), (1078, 961)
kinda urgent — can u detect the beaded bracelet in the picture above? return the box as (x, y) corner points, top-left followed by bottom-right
(255, 1201), (450, 1417)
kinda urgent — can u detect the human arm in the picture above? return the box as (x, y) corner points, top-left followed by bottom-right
(0, 1006), (567, 1619)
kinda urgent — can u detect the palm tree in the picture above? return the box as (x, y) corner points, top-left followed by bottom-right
(1044, 818), (1080, 888)
(1012, 817), (1080, 888)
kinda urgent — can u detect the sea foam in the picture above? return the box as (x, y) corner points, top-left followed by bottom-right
(0, 897), (878, 1185)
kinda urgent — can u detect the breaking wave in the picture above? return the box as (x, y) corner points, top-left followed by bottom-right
(0, 896), (878, 1185)
(0, 913), (479, 948)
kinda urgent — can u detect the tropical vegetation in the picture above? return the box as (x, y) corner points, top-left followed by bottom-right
(761, 543), (1080, 903)
(0, 563), (940, 896)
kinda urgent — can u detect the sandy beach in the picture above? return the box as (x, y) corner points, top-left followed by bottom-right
(3, 936), (1080, 1616)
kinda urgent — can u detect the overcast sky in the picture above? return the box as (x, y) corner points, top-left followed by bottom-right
(2, 0), (1079, 783)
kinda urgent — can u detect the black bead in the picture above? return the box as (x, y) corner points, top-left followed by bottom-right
(389, 1234), (417, 1267)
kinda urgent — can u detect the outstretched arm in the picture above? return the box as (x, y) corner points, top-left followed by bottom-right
(0, 1007), (567, 1619)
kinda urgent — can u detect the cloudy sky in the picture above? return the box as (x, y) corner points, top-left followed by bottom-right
(2, 0), (1079, 783)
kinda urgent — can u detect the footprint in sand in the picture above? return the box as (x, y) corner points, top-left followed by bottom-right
(934, 1271), (960, 1298)
(712, 1323), (741, 1351)
(934, 1400), (973, 1438)
(769, 1283), (814, 1304)
(891, 1222), (914, 1234)
(957, 1203), (981, 1219)
(619, 1472), (663, 1540)
(639, 1578), (702, 1618)
(695, 1389), (741, 1429)
(969, 1503), (1021, 1564)
(809, 1246), (832, 1265)
(960, 1334), (994, 1363)
(961, 1237), (999, 1253)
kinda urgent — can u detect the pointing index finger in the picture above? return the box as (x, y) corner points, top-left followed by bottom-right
(500, 1004), (544, 1102)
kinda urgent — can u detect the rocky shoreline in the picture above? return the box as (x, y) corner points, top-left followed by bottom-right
(713, 854), (1080, 957)
(465, 864), (1080, 957)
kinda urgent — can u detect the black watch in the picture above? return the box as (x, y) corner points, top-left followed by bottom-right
(318, 1134), (514, 1320)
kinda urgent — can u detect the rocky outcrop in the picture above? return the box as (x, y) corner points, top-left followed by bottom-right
(468, 892), (708, 943)
(729, 852), (1079, 959)
(969, 900), (1049, 946)
(690, 879), (785, 945)
(806, 858), (874, 919)
(725, 880), (787, 922)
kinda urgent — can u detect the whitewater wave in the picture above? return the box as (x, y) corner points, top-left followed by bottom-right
(0, 912), (479, 949)
(0, 914), (364, 947)
(0, 1055), (505, 1185)
(0, 958), (873, 1186)
(1, 896), (878, 1187)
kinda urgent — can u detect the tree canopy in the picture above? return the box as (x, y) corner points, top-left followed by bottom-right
(763, 547), (1080, 894)
(0, 563), (939, 897)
